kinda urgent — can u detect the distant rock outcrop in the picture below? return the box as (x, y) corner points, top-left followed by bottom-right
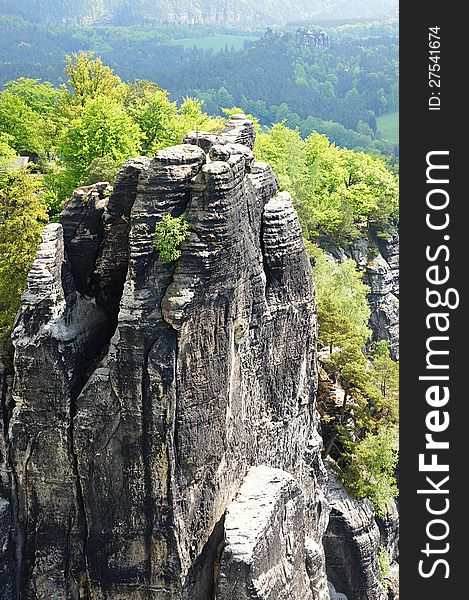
(323, 475), (388, 600)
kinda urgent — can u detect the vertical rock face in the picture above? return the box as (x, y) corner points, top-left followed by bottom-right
(216, 466), (313, 600)
(5, 118), (331, 600)
(7, 156), (151, 600)
(366, 233), (399, 360)
(0, 358), (14, 598)
(323, 475), (387, 600)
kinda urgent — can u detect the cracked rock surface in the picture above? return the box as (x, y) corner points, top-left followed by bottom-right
(215, 466), (313, 600)
(3, 117), (331, 600)
(323, 475), (388, 600)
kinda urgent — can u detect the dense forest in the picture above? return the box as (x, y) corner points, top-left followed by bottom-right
(0, 0), (398, 27)
(0, 15), (399, 154)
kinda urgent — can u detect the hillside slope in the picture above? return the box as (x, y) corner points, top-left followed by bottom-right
(0, 0), (398, 26)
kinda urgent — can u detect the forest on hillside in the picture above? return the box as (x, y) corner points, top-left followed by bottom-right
(0, 0), (398, 26)
(0, 15), (399, 154)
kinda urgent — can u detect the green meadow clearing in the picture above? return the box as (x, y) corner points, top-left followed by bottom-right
(170, 34), (258, 52)
(377, 111), (399, 145)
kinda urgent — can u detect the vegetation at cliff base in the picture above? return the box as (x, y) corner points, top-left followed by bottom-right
(310, 244), (399, 514)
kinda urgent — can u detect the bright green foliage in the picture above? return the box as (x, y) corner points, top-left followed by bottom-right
(126, 82), (223, 154)
(370, 341), (399, 421)
(154, 214), (190, 263)
(5, 78), (64, 118)
(0, 90), (50, 155)
(0, 17), (399, 155)
(0, 169), (47, 333)
(378, 546), (391, 592)
(301, 133), (398, 240)
(0, 134), (16, 158)
(0, 54), (228, 210)
(310, 246), (371, 346)
(175, 97), (224, 142)
(0, 134), (18, 188)
(41, 163), (80, 215)
(125, 80), (179, 153)
(254, 123), (305, 198)
(311, 246), (398, 511)
(256, 128), (399, 242)
(83, 157), (122, 186)
(342, 425), (399, 516)
(56, 96), (142, 197)
(64, 52), (124, 108)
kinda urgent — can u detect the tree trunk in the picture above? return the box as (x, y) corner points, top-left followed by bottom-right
(323, 391), (348, 458)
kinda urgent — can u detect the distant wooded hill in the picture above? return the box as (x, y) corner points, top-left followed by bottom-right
(0, 0), (398, 26)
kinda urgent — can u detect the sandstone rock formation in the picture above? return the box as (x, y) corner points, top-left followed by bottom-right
(0, 116), (398, 600)
(323, 475), (389, 600)
(366, 233), (399, 360)
(216, 466), (313, 600)
(1, 117), (330, 600)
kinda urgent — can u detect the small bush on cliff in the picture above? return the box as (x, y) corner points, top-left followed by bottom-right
(154, 214), (190, 263)
(378, 545), (391, 592)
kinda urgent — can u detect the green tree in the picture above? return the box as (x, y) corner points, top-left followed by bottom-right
(56, 96), (142, 198)
(174, 97), (224, 142)
(5, 77), (64, 118)
(0, 168), (47, 334)
(0, 90), (50, 155)
(255, 123), (305, 199)
(301, 133), (398, 240)
(370, 341), (399, 421)
(126, 83), (222, 154)
(125, 80), (179, 153)
(83, 157), (122, 186)
(342, 425), (399, 516)
(310, 246), (371, 346)
(64, 52), (124, 108)
(0, 134), (18, 187)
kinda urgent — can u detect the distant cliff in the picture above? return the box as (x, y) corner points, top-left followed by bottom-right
(0, 117), (397, 600)
(0, 0), (399, 27)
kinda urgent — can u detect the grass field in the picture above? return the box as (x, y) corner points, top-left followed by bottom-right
(170, 34), (258, 52)
(377, 111), (399, 145)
